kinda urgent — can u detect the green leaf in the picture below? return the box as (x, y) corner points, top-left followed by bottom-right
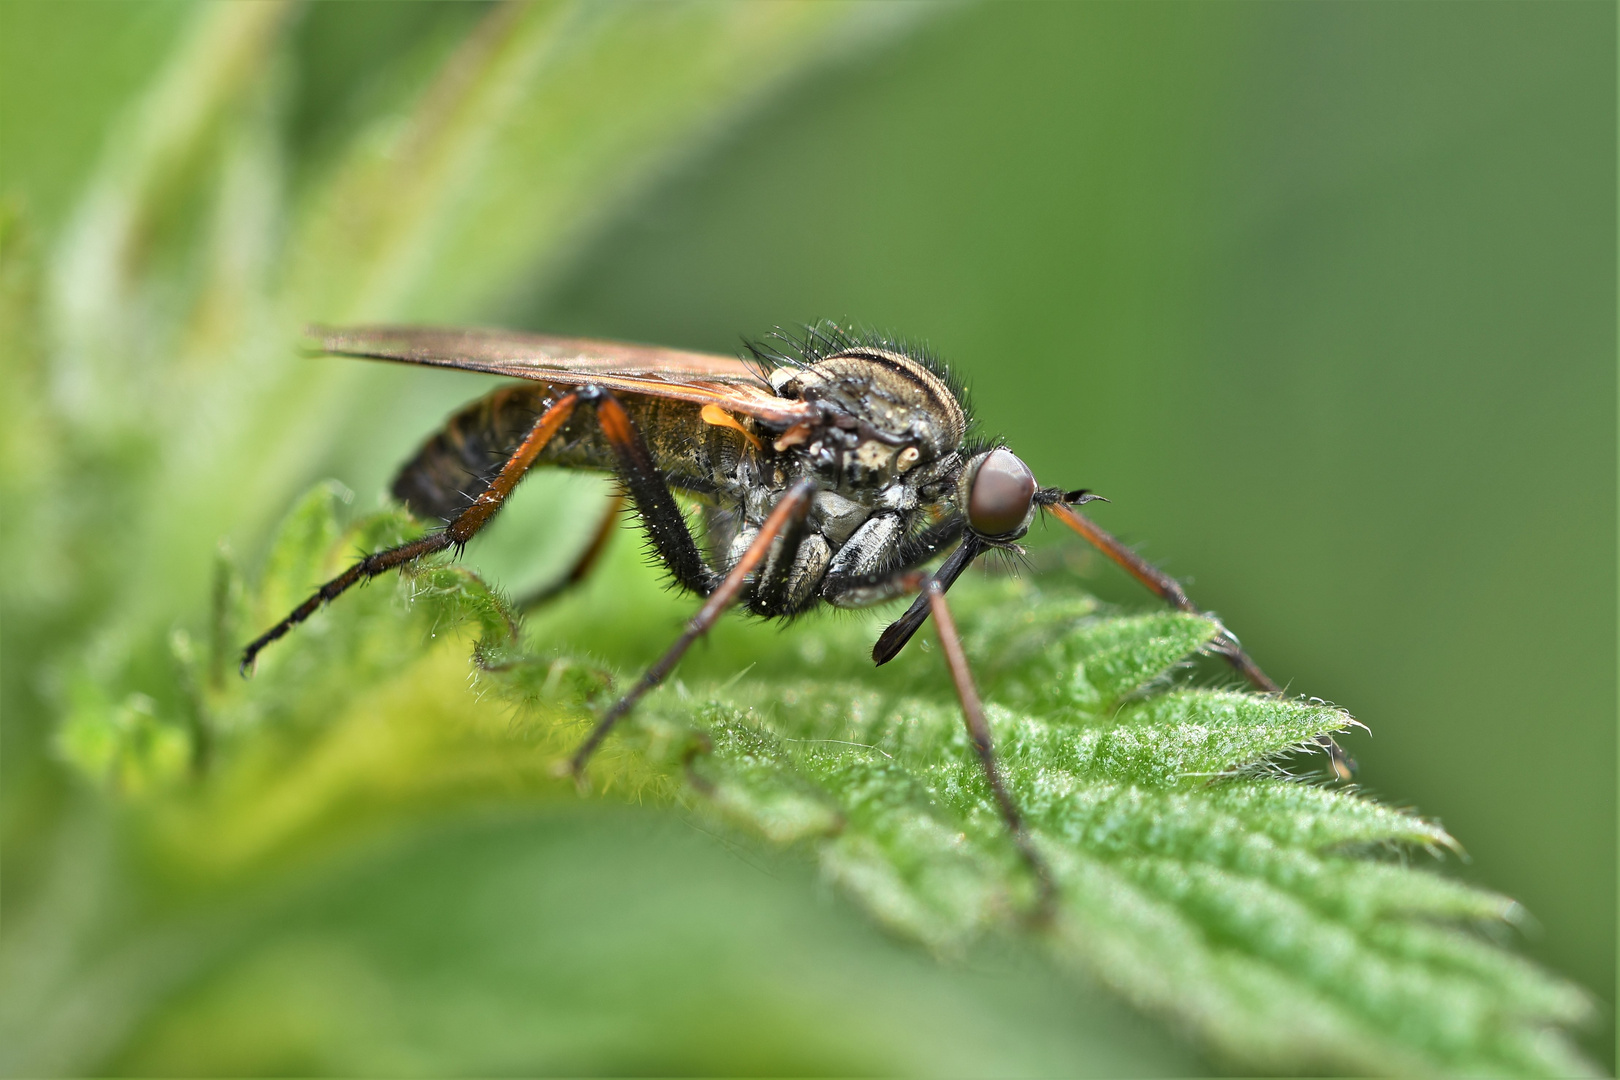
(74, 490), (1586, 1076)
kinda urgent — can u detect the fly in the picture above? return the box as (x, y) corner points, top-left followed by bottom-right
(242, 321), (1352, 900)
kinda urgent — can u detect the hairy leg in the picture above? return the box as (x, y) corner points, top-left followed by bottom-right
(242, 391), (583, 671)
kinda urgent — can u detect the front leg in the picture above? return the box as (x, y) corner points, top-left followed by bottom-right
(822, 513), (965, 612)
(922, 576), (1054, 913)
(1044, 496), (1354, 781)
(829, 561), (1057, 912)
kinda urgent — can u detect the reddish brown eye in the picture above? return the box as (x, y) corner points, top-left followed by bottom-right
(968, 448), (1036, 536)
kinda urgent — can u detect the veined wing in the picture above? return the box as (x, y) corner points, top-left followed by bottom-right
(307, 324), (816, 427)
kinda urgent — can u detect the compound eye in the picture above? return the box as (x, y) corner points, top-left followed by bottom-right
(968, 448), (1037, 537)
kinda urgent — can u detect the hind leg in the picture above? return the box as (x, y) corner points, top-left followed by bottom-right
(241, 391), (585, 671)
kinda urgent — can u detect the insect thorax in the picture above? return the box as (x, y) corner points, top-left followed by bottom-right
(701, 350), (973, 614)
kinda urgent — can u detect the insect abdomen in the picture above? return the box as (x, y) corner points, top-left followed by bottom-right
(390, 385), (549, 522)
(392, 383), (725, 523)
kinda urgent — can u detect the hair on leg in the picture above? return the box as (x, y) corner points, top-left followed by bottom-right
(241, 391), (583, 672)
(587, 388), (713, 596)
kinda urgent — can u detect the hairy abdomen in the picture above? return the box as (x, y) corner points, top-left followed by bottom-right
(392, 383), (731, 523)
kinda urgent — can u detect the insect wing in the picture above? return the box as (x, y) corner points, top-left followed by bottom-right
(308, 324), (816, 427)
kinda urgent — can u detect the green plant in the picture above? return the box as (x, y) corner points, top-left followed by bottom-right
(0, 3), (1597, 1075)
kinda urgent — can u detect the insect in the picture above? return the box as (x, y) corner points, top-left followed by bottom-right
(242, 321), (1350, 894)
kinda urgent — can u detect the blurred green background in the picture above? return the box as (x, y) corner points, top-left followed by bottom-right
(2, 0), (1613, 1072)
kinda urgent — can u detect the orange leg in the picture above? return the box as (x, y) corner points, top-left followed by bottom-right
(924, 576), (1055, 910)
(241, 392), (582, 672)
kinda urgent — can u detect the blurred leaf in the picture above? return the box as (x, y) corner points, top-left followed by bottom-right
(0, 1), (193, 233)
(107, 807), (1197, 1077)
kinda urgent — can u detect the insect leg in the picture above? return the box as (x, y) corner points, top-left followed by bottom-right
(241, 392), (582, 672)
(922, 575), (1055, 910)
(748, 488), (818, 616)
(585, 389), (714, 596)
(569, 479), (816, 778)
(870, 534), (984, 665)
(515, 492), (626, 610)
(1044, 499), (1354, 780)
(821, 514), (965, 611)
